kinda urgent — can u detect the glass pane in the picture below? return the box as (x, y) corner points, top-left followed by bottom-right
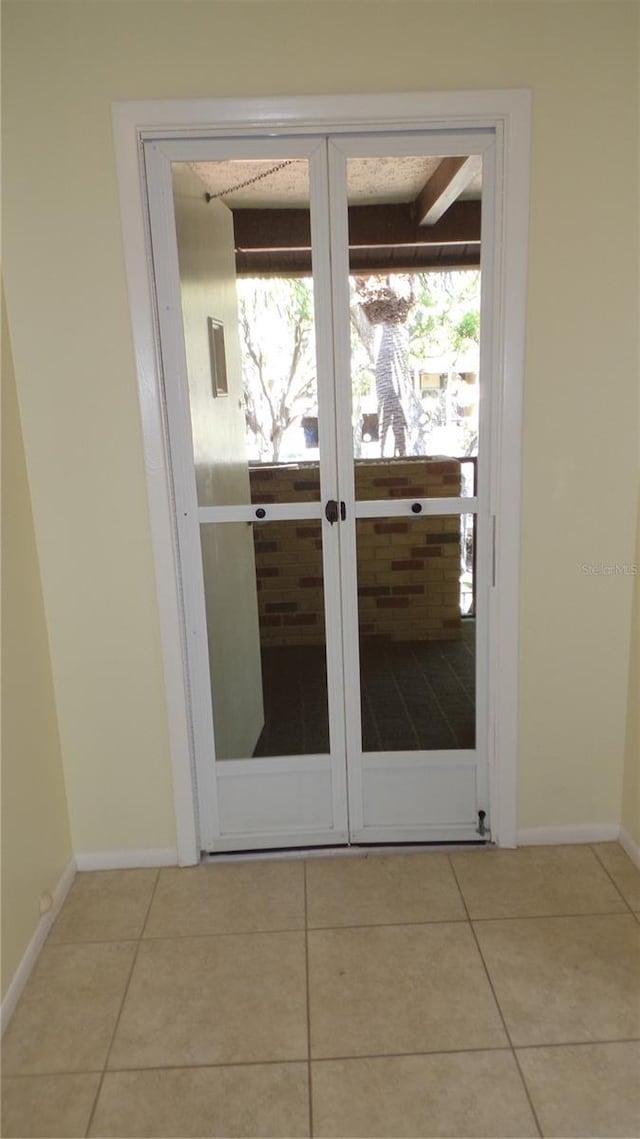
(346, 154), (481, 493)
(356, 515), (475, 751)
(201, 520), (330, 759)
(171, 158), (321, 507)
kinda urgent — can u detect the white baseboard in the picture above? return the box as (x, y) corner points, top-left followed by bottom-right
(517, 823), (620, 847)
(1, 857), (76, 1035)
(74, 847), (178, 871)
(618, 826), (640, 869)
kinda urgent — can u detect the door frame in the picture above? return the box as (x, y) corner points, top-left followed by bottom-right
(112, 90), (532, 864)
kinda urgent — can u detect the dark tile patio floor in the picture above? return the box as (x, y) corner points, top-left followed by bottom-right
(253, 620), (475, 756)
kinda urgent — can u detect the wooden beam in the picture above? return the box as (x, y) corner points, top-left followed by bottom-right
(415, 156), (482, 226)
(233, 200), (480, 253)
(235, 243), (480, 277)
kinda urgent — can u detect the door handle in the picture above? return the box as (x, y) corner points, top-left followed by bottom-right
(325, 500), (347, 525)
(325, 499), (339, 525)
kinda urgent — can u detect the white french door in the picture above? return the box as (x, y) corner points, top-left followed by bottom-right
(145, 126), (496, 853)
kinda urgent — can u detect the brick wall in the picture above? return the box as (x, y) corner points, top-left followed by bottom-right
(249, 459), (462, 646)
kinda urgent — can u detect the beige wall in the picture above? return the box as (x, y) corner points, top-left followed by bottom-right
(172, 165), (264, 761)
(1, 290), (73, 997)
(2, 0), (638, 851)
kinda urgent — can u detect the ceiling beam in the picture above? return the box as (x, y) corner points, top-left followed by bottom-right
(235, 243), (480, 277)
(233, 199), (480, 253)
(414, 156), (482, 226)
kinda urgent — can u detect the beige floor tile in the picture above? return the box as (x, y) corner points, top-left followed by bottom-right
(517, 1041), (640, 1138)
(592, 842), (640, 910)
(2, 943), (136, 1076)
(451, 845), (627, 919)
(143, 861), (305, 937)
(308, 922), (507, 1059)
(109, 931), (307, 1069)
(1, 1073), (101, 1138)
(49, 869), (158, 943)
(312, 1051), (538, 1137)
(474, 913), (640, 1046)
(306, 852), (465, 928)
(89, 1062), (309, 1137)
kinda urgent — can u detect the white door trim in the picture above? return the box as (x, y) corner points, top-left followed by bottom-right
(112, 90), (531, 862)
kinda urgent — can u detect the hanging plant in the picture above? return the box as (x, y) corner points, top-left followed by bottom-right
(354, 276), (414, 325)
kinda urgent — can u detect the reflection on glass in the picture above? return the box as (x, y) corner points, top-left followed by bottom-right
(200, 520), (330, 760)
(356, 515), (475, 752)
(171, 158), (321, 508)
(346, 154), (481, 481)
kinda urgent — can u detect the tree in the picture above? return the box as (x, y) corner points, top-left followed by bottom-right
(238, 277), (316, 462)
(237, 269), (481, 464)
(351, 270), (481, 458)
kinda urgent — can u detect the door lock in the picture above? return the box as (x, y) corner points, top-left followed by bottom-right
(325, 500), (347, 525)
(325, 500), (339, 525)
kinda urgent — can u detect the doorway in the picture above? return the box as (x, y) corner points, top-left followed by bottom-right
(124, 92), (530, 859)
(146, 129), (493, 853)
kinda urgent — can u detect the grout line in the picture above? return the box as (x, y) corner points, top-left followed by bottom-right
(589, 844), (636, 915)
(447, 856), (544, 1139)
(50, 926), (305, 945)
(445, 850), (470, 916)
(307, 915), (467, 930)
(513, 1038), (640, 1054)
(47, 919), (465, 948)
(3, 1070), (104, 1079)
(8, 1037), (640, 1082)
(469, 908), (631, 923)
(139, 868), (163, 938)
(303, 862), (314, 1138)
(507, 1042), (545, 1137)
(83, 869), (161, 1138)
(43, 905), (636, 952)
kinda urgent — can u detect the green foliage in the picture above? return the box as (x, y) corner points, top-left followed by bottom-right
(401, 271), (480, 368)
(453, 310), (480, 349)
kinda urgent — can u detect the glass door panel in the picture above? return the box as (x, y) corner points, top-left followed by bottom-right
(172, 156), (323, 509)
(199, 520), (330, 760)
(329, 134), (489, 844)
(356, 515), (476, 752)
(152, 138), (347, 850)
(171, 151), (335, 762)
(343, 146), (482, 750)
(345, 152), (480, 490)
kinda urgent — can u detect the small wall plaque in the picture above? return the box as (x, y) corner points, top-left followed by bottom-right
(208, 317), (228, 397)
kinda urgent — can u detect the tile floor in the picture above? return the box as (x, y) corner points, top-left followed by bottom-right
(2, 842), (639, 1138)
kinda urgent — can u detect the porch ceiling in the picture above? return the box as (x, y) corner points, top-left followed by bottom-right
(188, 155), (482, 209)
(179, 154), (482, 275)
